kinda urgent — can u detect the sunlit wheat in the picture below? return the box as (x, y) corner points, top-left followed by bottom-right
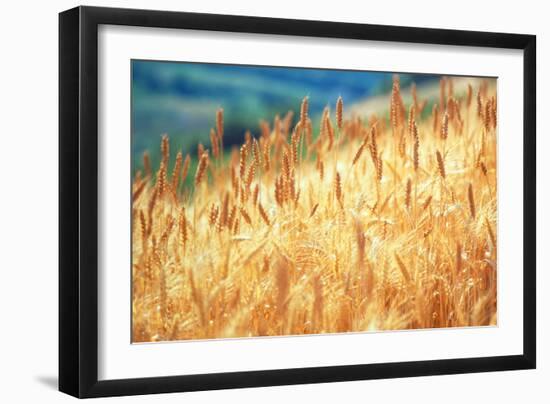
(131, 76), (497, 342)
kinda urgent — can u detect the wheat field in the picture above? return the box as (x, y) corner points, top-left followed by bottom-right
(131, 75), (497, 342)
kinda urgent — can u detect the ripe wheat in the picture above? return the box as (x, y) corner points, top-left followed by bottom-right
(132, 76), (497, 342)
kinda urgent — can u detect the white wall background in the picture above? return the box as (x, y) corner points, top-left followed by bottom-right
(0, 0), (545, 402)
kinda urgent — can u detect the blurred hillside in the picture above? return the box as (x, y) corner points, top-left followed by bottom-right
(131, 60), (440, 169)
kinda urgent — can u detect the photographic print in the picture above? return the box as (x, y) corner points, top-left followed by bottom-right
(131, 60), (497, 343)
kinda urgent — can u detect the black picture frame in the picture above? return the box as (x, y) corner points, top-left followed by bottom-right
(59, 5), (536, 398)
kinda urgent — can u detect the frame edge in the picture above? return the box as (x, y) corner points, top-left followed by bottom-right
(58, 5), (81, 398)
(522, 34), (536, 369)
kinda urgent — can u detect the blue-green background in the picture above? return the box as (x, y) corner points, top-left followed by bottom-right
(131, 60), (438, 170)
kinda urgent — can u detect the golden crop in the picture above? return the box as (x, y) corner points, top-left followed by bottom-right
(132, 76), (497, 342)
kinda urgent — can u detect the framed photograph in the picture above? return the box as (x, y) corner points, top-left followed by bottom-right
(59, 6), (536, 398)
